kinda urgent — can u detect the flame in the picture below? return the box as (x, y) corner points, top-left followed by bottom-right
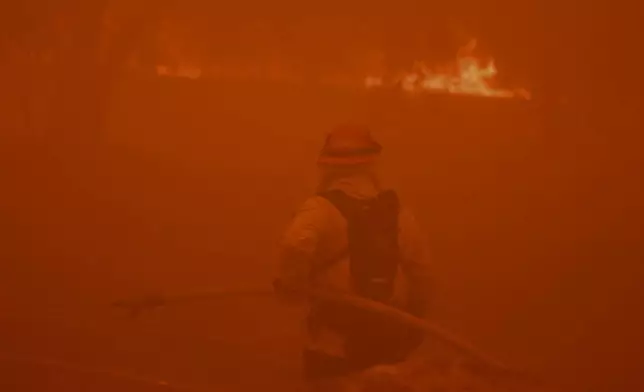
(153, 39), (529, 99)
(156, 64), (201, 80)
(365, 40), (530, 99)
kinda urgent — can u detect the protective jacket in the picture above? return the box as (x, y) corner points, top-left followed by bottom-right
(277, 172), (432, 379)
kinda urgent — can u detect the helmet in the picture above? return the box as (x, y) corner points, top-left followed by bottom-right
(317, 124), (382, 166)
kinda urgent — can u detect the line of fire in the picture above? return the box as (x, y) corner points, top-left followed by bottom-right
(1, 2), (641, 392)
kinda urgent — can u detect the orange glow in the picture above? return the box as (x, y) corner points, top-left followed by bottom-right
(153, 39), (529, 99)
(366, 39), (530, 99)
(155, 64), (201, 80)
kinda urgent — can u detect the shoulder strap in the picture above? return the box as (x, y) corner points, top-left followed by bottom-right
(377, 189), (400, 213)
(317, 189), (359, 221)
(309, 189), (399, 280)
(318, 189), (399, 219)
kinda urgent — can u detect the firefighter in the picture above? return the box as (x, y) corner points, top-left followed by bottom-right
(274, 124), (432, 391)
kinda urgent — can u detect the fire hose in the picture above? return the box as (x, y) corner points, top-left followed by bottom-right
(112, 283), (544, 386)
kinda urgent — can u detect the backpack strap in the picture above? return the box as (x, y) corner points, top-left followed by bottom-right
(309, 189), (399, 281)
(318, 189), (359, 221)
(320, 189), (399, 220)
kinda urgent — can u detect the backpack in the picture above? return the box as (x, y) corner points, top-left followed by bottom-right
(317, 189), (401, 302)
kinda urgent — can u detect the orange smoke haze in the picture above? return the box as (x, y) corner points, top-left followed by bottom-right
(154, 39), (529, 99)
(0, 2), (642, 392)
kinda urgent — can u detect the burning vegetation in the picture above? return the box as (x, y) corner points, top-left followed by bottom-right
(152, 27), (529, 100)
(364, 40), (530, 99)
